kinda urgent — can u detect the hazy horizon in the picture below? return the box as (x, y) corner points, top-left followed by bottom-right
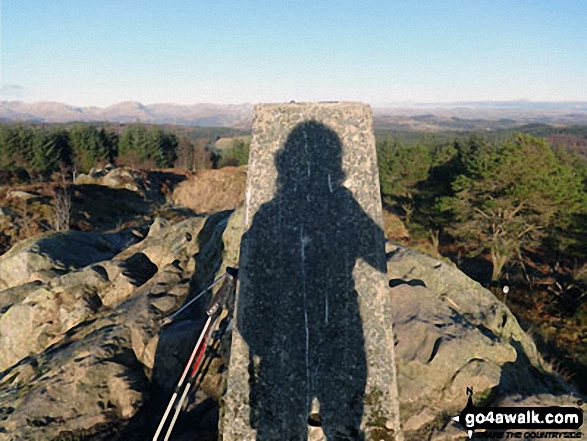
(2, 98), (587, 109)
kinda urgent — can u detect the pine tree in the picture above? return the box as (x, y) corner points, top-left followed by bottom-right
(377, 137), (431, 224)
(439, 134), (587, 281)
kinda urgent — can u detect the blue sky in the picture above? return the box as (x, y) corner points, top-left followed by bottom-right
(1, 0), (586, 106)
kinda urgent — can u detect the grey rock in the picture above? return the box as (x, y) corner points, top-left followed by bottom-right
(102, 168), (137, 189)
(0, 199), (582, 441)
(0, 229), (140, 290)
(0, 217), (211, 440)
(75, 167), (144, 191)
(0, 280), (43, 314)
(0, 216), (204, 376)
(386, 243), (581, 439)
(147, 216), (168, 237)
(120, 252), (159, 287)
(0, 263), (114, 372)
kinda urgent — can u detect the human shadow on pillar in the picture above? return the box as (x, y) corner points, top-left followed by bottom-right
(237, 121), (387, 441)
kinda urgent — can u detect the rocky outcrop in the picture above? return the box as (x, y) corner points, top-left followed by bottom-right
(387, 244), (584, 439)
(0, 229), (140, 290)
(75, 166), (145, 193)
(74, 166), (189, 204)
(0, 210), (239, 440)
(0, 208), (583, 440)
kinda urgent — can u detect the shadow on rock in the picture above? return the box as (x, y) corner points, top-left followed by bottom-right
(388, 278), (426, 288)
(481, 339), (573, 406)
(238, 120), (387, 440)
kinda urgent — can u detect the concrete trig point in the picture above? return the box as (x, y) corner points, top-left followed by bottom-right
(223, 102), (402, 441)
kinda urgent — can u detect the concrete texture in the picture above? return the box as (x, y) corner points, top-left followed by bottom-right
(222, 102), (402, 441)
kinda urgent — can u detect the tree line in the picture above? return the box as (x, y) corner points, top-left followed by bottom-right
(2, 120), (585, 287)
(377, 133), (587, 283)
(0, 122), (254, 182)
(0, 123), (180, 179)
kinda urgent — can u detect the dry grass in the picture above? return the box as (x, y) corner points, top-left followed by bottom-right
(171, 166), (247, 215)
(382, 210), (409, 242)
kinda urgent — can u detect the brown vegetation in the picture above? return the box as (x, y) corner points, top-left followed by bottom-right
(171, 166), (247, 214)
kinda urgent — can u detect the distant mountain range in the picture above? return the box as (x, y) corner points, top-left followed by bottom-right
(2, 100), (587, 131)
(0, 101), (255, 128)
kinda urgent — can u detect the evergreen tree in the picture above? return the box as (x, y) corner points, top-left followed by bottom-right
(0, 125), (36, 172)
(439, 134), (587, 281)
(377, 137), (431, 224)
(118, 124), (177, 168)
(70, 125), (113, 172)
(28, 127), (71, 178)
(411, 141), (463, 247)
(0, 126), (20, 168)
(118, 125), (134, 158)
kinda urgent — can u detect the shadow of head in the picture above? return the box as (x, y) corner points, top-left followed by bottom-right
(275, 120), (345, 195)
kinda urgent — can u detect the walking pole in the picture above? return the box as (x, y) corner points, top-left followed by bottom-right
(153, 267), (238, 441)
(161, 273), (228, 326)
(163, 314), (220, 441)
(153, 314), (215, 441)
